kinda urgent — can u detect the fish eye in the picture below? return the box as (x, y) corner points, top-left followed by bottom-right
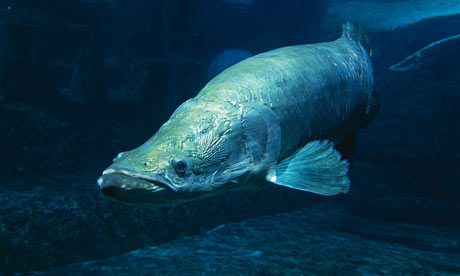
(172, 159), (187, 174)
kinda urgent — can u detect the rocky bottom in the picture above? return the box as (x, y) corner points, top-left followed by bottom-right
(20, 202), (460, 276)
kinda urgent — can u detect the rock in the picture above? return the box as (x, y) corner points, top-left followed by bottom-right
(107, 58), (156, 105)
(16, 202), (460, 275)
(0, 103), (79, 174)
(58, 88), (86, 104)
(2, 23), (59, 106)
(105, 54), (205, 113)
(347, 196), (460, 227)
(6, 154), (458, 275)
(66, 16), (107, 108)
(0, 171), (324, 275)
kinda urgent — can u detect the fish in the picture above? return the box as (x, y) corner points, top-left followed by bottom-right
(389, 33), (460, 71)
(98, 22), (379, 207)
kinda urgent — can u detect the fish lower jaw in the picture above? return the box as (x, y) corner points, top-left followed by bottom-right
(100, 168), (170, 192)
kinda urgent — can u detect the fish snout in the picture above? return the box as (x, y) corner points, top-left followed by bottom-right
(98, 174), (125, 197)
(97, 171), (187, 206)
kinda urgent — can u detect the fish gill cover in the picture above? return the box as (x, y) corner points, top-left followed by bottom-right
(0, 0), (459, 275)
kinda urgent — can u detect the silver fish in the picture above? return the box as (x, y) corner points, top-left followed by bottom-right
(98, 22), (379, 207)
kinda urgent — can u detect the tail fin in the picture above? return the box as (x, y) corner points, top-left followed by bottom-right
(341, 22), (371, 55)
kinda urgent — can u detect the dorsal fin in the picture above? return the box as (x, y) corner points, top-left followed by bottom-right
(341, 22), (371, 55)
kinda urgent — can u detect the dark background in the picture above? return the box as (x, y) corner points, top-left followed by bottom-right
(0, 0), (459, 275)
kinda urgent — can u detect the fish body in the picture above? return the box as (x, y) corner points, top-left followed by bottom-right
(98, 22), (378, 207)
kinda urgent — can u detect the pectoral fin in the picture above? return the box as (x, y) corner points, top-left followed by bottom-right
(241, 103), (281, 173)
(267, 140), (350, 196)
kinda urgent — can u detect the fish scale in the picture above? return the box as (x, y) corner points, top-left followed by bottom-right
(198, 37), (373, 159)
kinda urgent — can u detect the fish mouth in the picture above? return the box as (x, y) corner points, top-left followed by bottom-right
(98, 168), (177, 200)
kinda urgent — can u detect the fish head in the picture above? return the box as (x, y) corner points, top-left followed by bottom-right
(98, 101), (266, 207)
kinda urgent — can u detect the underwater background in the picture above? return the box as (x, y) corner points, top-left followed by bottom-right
(0, 0), (459, 275)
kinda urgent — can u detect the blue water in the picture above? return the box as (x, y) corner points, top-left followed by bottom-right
(0, 0), (459, 275)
